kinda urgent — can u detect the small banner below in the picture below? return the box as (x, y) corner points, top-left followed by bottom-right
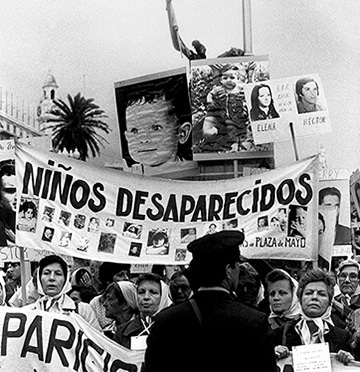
(0, 306), (144, 371)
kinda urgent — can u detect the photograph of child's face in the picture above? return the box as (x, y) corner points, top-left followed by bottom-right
(220, 70), (239, 91)
(125, 100), (179, 167)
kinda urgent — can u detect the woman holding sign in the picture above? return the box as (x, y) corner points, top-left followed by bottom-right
(272, 268), (359, 364)
(250, 83), (280, 121)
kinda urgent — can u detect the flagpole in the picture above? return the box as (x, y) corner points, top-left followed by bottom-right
(242, 0), (253, 55)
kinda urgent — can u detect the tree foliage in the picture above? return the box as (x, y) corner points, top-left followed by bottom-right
(46, 93), (111, 161)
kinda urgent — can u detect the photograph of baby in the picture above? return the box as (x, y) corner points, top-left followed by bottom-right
(146, 229), (170, 255)
(123, 222), (142, 239)
(98, 232), (117, 254)
(59, 231), (72, 247)
(128, 242), (142, 257)
(41, 226), (54, 242)
(17, 197), (39, 233)
(74, 214), (86, 229)
(115, 68), (196, 177)
(59, 210), (71, 227)
(175, 248), (187, 262)
(42, 206), (54, 223)
(190, 56), (272, 154)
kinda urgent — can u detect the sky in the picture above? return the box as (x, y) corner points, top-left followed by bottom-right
(1, 0), (360, 171)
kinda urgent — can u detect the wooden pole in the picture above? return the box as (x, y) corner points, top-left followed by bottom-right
(242, 0), (253, 55)
(289, 122), (299, 161)
(19, 247), (27, 307)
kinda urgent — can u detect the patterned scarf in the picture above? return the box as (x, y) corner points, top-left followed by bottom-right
(295, 306), (334, 345)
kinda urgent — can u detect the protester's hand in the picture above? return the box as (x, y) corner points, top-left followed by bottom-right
(336, 349), (354, 365)
(275, 345), (289, 360)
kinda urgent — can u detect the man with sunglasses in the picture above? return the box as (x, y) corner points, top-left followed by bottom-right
(332, 259), (360, 328)
(0, 160), (16, 246)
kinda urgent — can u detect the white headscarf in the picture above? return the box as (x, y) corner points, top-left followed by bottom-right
(295, 306), (334, 345)
(36, 256), (72, 312)
(136, 279), (172, 318)
(268, 269), (302, 325)
(117, 281), (138, 309)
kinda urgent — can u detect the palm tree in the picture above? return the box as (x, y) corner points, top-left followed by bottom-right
(46, 92), (111, 161)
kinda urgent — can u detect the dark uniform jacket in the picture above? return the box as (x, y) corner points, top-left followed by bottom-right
(145, 289), (277, 372)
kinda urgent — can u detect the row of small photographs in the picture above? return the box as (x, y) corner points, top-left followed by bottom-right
(40, 225), (188, 261)
(257, 205), (308, 239)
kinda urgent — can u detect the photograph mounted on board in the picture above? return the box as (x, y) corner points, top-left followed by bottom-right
(244, 74), (331, 145)
(115, 67), (198, 178)
(189, 55), (272, 156)
(319, 174), (351, 248)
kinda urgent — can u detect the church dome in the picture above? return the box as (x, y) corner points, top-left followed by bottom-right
(43, 71), (58, 89)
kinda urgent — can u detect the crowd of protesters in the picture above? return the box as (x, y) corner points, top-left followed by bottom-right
(0, 230), (360, 371)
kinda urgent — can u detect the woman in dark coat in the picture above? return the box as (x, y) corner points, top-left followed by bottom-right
(272, 268), (359, 365)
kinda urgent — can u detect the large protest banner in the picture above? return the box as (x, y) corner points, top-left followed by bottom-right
(0, 306), (144, 371)
(243, 74), (331, 145)
(15, 143), (319, 264)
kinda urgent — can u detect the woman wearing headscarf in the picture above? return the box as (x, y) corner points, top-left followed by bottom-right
(113, 273), (172, 350)
(27, 255), (101, 331)
(102, 280), (138, 339)
(265, 268), (301, 330)
(272, 268), (359, 364)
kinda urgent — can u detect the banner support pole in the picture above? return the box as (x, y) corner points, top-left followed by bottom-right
(289, 122), (299, 161)
(19, 247), (27, 307)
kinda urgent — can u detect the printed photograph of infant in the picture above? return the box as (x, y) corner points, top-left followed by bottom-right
(74, 214), (86, 229)
(146, 229), (169, 255)
(123, 222), (142, 239)
(59, 211), (71, 227)
(42, 206), (54, 223)
(41, 226), (54, 242)
(98, 232), (116, 254)
(129, 242), (142, 257)
(17, 197), (39, 233)
(59, 231), (72, 247)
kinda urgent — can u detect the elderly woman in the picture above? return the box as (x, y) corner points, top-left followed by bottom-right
(113, 273), (172, 350)
(273, 268), (359, 364)
(266, 268), (301, 330)
(28, 255), (101, 331)
(102, 281), (138, 339)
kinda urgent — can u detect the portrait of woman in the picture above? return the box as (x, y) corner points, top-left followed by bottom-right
(250, 83), (280, 121)
(295, 77), (324, 113)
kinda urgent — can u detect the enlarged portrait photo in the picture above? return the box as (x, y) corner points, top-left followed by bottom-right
(190, 56), (272, 154)
(115, 68), (194, 176)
